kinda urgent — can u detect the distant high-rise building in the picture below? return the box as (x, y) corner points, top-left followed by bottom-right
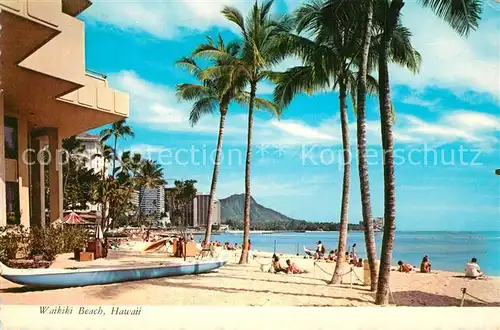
(195, 194), (221, 228)
(140, 186), (165, 217)
(164, 189), (220, 228)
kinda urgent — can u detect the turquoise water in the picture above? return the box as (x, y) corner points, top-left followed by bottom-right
(198, 231), (500, 276)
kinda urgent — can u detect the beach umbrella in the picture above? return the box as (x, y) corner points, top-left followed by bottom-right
(63, 212), (87, 224)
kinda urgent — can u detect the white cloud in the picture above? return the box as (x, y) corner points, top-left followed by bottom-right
(109, 71), (499, 150)
(83, 0), (253, 39)
(443, 111), (500, 132)
(270, 119), (337, 142)
(390, 3), (499, 98)
(108, 70), (342, 146)
(398, 111), (499, 148)
(129, 144), (168, 154)
(402, 95), (439, 108)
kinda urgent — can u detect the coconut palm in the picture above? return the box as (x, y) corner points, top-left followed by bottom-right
(100, 119), (135, 178)
(193, 0), (288, 263)
(135, 159), (166, 225)
(273, 0), (378, 285)
(61, 135), (86, 196)
(373, 0), (482, 305)
(178, 35), (281, 245)
(176, 35), (241, 245)
(91, 143), (114, 225)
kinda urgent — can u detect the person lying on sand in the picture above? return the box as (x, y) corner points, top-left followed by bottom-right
(465, 257), (486, 279)
(397, 261), (414, 272)
(269, 255), (287, 273)
(420, 255), (432, 273)
(356, 258), (363, 267)
(285, 259), (309, 274)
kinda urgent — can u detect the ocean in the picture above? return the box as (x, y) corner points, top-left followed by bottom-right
(197, 231), (500, 276)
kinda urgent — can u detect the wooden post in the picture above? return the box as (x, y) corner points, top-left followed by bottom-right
(460, 288), (466, 307)
(350, 268), (353, 291)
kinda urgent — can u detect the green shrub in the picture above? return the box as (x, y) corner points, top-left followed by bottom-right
(61, 225), (89, 252)
(29, 226), (62, 261)
(0, 226), (29, 262)
(28, 225), (90, 261)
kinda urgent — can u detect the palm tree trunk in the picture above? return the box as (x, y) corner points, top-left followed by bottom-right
(331, 80), (350, 284)
(112, 136), (117, 178)
(375, 0), (403, 306)
(356, 0), (378, 291)
(239, 83), (256, 264)
(204, 106), (227, 244)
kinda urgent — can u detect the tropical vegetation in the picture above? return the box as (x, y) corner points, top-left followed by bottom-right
(176, 0), (482, 304)
(8, 0), (481, 306)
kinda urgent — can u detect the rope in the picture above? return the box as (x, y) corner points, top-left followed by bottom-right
(313, 262), (363, 283)
(254, 257), (271, 266)
(461, 288), (493, 305)
(313, 261), (334, 277)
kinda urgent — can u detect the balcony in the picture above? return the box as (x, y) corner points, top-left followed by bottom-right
(0, 0), (62, 28)
(59, 71), (130, 118)
(19, 9), (86, 87)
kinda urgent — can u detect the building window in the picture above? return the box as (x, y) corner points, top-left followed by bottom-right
(6, 182), (20, 225)
(4, 116), (18, 160)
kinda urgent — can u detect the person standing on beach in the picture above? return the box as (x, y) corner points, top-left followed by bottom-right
(316, 241), (325, 259)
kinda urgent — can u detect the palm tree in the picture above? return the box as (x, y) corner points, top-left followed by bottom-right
(352, 0), (380, 292)
(194, 0), (287, 263)
(92, 143), (114, 225)
(373, 0), (482, 305)
(61, 135), (85, 199)
(272, 0), (378, 284)
(100, 119), (135, 178)
(176, 35), (242, 245)
(135, 159), (166, 228)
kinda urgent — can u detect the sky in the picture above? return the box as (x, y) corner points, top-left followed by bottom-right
(80, 0), (499, 231)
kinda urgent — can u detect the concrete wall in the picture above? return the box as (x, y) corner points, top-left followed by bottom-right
(20, 11), (85, 86)
(59, 74), (130, 117)
(0, 0), (62, 28)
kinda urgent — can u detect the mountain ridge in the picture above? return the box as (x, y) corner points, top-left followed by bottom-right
(219, 193), (304, 223)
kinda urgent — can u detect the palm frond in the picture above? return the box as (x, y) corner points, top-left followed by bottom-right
(176, 83), (212, 102)
(222, 6), (246, 34)
(189, 97), (219, 126)
(175, 57), (203, 79)
(418, 0), (482, 36)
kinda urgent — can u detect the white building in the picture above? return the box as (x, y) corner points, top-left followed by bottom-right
(140, 186), (165, 218)
(76, 133), (108, 177)
(73, 133), (108, 213)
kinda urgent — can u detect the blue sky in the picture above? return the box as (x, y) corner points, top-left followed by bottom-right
(81, 0), (499, 231)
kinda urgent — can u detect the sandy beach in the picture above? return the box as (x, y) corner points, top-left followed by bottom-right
(1, 241), (499, 307)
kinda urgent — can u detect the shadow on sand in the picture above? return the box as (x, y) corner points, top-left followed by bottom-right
(361, 290), (500, 307)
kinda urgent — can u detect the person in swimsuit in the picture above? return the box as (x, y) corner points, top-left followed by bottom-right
(285, 259), (307, 274)
(270, 254), (287, 273)
(420, 255), (432, 273)
(398, 260), (414, 272)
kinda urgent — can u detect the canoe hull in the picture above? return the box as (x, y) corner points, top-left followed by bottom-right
(1, 260), (226, 288)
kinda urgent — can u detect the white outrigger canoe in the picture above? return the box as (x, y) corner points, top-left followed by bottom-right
(0, 258), (227, 289)
(303, 246), (316, 257)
